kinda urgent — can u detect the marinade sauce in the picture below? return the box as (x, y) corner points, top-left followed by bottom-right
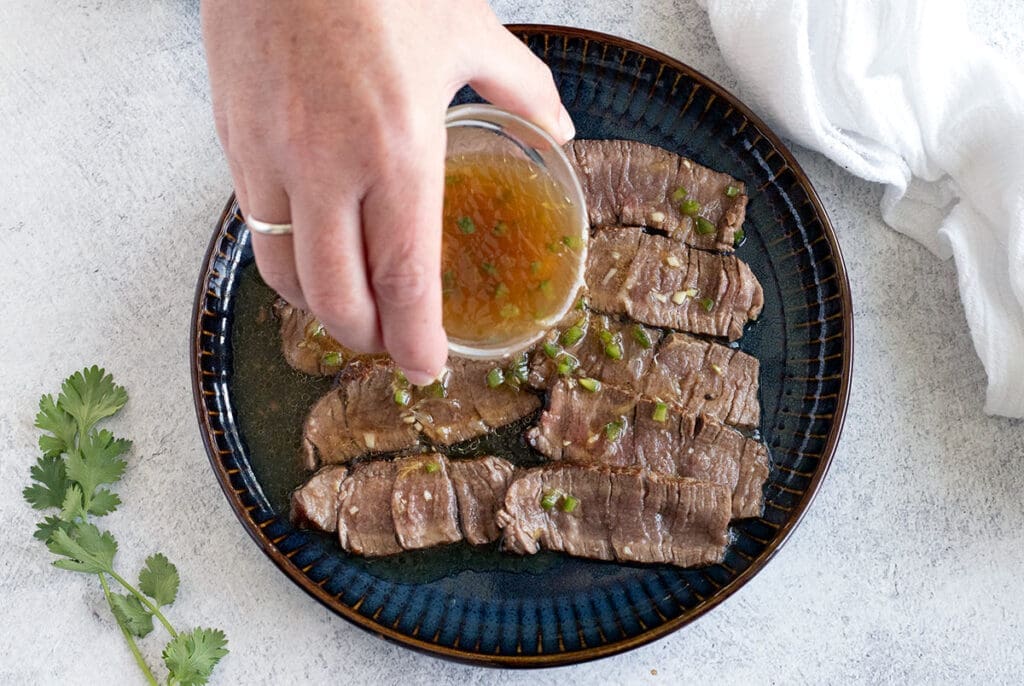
(441, 153), (583, 347)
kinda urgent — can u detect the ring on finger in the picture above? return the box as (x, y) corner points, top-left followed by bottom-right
(246, 215), (294, 236)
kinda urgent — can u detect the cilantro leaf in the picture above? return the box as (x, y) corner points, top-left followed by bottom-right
(88, 488), (121, 516)
(23, 454), (68, 510)
(109, 592), (154, 638)
(47, 523), (117, 574)
(58, 366), (128, 435)
(34, 515), (72, 542)
(60, 484), (87, 523)
(36, 394), (77, 457)
(163, 628), (229, 686)
(65, 429), (129, 504)
(139, 553), (179, 607)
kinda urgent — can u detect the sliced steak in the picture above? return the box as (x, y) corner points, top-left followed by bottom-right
(497, 464), (731, 567)
(303, 358), (541, 469)
(273, 299), (362, 376)
(391, 454), (462, 550)
(530, 313), (760, 429)
(586, 228), (763, 341)
(448, 456), (516, 545)
(302, 360), (419, 469)
(527, 379), (769, 518)
(289, 465), (348, 532)
(336, 460), (403, 556)
(564, 139), (746, 252)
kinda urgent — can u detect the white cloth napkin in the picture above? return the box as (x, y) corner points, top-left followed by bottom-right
(697, 0), (1024, 418)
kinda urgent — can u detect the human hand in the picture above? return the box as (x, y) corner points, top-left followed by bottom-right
(201, 0), (575, 384)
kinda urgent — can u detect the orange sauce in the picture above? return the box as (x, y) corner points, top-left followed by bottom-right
(441, 153), (582, 345)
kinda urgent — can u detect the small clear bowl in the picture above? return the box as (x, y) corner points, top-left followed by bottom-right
(444, 104), (588, 360)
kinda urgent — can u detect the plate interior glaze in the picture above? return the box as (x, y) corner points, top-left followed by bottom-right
(191, 25), (852, 666)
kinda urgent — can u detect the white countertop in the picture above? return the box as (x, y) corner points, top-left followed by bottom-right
(3, 1), (1024, 683)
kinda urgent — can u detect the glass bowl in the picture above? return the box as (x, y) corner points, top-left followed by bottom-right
(443, 104), (588, 360)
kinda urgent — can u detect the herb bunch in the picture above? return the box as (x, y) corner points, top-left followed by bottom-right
(23, 366), (228, 685)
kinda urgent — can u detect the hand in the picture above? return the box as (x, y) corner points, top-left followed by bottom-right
(201, 0), (575, 384)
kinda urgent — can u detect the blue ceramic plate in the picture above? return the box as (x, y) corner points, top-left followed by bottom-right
(191, 25), (852, 666)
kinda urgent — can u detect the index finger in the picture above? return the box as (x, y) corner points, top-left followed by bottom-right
(362, 136), (449, 385)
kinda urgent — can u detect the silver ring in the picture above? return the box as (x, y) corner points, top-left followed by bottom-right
(246, 216), (293, 236)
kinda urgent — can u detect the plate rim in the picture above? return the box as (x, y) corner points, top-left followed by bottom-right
(191, 23), (854, 668)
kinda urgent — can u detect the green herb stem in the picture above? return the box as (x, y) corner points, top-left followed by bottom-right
(108, 570), (178, 639)
(99, 573), (158, 686)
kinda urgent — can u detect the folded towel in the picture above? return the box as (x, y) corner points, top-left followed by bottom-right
(698, 0), (1024, 418)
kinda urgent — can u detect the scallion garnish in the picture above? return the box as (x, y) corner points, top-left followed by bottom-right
(322, 351), (342, 367)
(725, 185), (741, 198)
(530, 261), (542, 275)
(555, 352), (579, 377)
(597, 329), (613, 345)
(699, 297), (715, 312)
(631, 324), (652, 349)
(604, 342), (623, 360)
(560, 495), (580, 513)
(424, 461), (440, 474)
(486, 368), (505, 388)
(695, 217), (716, 235)
(493, 221), (508, 236)
(481, 262), (498, 277)
(538, 280), (553, 298)
(680, 199), (701, 216)
(561, 326), (584, 347)
(540, 490), (560, 511)
(457, 216), (476, 234)
(578, 377), (601, 393)
(672, 187), (688, 202)
(733, 228), (746, 246)
(604, 419), (624, 441)
(652, 402), (668, 422)
(562, 235), (583, 250)
(494, 282), (509, 299)
(542, 341), (561, 359)
(393, 388), (412, 407)
(509, 353), (529, 384)
(500, 303), (520, 319)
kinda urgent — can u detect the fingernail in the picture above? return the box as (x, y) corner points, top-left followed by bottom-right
(557, 106), (576, 142)
(405, 369), (438, 386)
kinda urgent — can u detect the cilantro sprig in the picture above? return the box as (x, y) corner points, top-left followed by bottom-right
(24, 367), (228, 685)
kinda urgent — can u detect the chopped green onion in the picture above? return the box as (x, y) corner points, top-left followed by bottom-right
(481, 262), (498, 277)
(424, 461), (440, 474)
(597, 329), (613, 345)
(540, 490), (560, 511)
(561, 325), (584, 347)
(652, 402), (668, 422)
(547, 241), (560, 253)
(733, 228), (746, 246)
(561, 235), (583, 250)
(493, 221), (509, 236)
(509, 353), (529, 384)
(604, 342), (623, 360)
(672, 187), (688, 202)
(631, 324), (652, 349)
(424, 379), (448, 398)
(699, 297), (715, 312)
(500, 303), (520, 319)
(309, 322), (326, 338)
(393, 388), (412, 406)
(725, 185), (741, 198)
(604, 420), (624, 442)
(575, 296), (587, 311)
(486, 368), (505, 388)
(494, 282), (509, 298)
(457, 216), (476, 234)
(695, 217), (716, 235)
(530, 261), (542, 275)
(555, 352), (579, 377)
(560, 495), (580, 513)
(322, 351), (342, 366)
(394, 370), (409, 386)
(538, 280), (553, 298)
(578, 377), (601, 393)
(680, 199), (701, 216)
(542, 341), (561, 359)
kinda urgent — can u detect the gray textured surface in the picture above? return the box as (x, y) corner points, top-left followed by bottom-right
(2, 1), (1023, 684)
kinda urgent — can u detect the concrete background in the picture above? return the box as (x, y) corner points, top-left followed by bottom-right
(2, 1), (1023, 683)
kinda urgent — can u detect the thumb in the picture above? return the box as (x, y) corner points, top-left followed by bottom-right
(466, 27), (575, 144)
